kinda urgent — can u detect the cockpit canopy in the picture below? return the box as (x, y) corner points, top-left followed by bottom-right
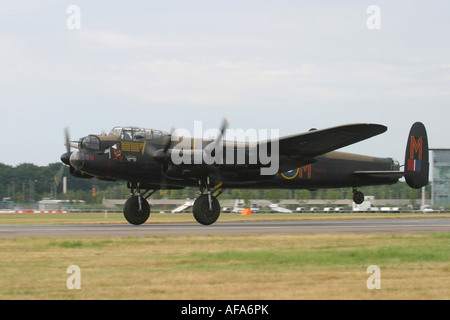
(109, 126), (169, 141)
(79, 135), (100, 150)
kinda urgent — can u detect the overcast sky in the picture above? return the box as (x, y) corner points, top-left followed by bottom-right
(0, 0), (449, 166)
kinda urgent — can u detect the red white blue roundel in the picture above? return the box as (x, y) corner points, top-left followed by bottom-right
(281, 168), (299, 179)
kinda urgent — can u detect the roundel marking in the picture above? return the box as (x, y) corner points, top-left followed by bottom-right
(281, 168), (299, 179)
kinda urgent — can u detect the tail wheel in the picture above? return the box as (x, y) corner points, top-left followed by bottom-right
(193, 194), (220, 225)
(353, 190), (365, 204)
(124, 196), (150, 225)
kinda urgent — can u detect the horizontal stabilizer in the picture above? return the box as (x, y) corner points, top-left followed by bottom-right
(353, 171), (405, 179)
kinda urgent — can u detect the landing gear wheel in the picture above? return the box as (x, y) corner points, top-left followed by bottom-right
(353, 190), (365, 205)
(123, 196), (150, 225)
(193, 194), (220, 225)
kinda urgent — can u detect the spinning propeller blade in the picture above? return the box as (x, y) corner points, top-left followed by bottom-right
(203, 116), (229, 156)
(64, 126), (71, 153)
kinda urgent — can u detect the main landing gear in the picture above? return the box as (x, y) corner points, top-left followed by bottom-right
(123, 180), (224, 226)
(352, 187), (365, 205)
(123, 183), (156, 225)
(193, 177), (224, 225)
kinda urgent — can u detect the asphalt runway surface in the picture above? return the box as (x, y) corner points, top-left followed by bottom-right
(0, 217), (449, 238)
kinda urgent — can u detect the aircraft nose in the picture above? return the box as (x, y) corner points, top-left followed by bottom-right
(61, 152), (71, 165)
(69, 150), (85, 169)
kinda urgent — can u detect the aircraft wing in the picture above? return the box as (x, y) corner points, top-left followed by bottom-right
(258, 123), (387, 172)
(273, 123), (387, 157)
(157, 123), (388, 174)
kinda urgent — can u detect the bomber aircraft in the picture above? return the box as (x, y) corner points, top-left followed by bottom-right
(60, 120), (429, 225)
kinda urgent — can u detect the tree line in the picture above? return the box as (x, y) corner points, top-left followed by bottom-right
(0, 162), (426, 205)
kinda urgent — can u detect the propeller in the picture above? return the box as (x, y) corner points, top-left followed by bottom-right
(203, 116), (229, 156)
(147, 117), (229, 191)
(65, 126), (71, 152)
(61, 126), (72, 165)
(151, 126), (176, 164)
(61, 126), (79, 165)
(54, 165), (65, 186)
(164, 126), (176, 153)
(54, 163), (70, 194)
(217, 116), (230, 141)
(142, 126), (176, 191)
(160, 126), (179, 192)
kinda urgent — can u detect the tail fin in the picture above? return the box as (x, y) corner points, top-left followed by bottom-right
(404, 122), (429, 189)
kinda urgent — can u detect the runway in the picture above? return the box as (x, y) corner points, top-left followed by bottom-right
(0, 217), (449, 238)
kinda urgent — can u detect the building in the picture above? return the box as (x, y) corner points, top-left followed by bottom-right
(431, 149), (450, 207)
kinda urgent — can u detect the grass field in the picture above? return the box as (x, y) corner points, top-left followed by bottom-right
(0, 233), (449, 299)
(0, 212), (449, 300)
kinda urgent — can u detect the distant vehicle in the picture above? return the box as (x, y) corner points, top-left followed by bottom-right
(250, 203), (260, 213)
(353, 197), (379, 212)
(324, 207), (334, 213)
(222, 207), (231, 213)
(269, 204), (293, 213)
(232, 199), (245, 213)
(421, 205), (434, 213)
(334, 207), (344, 213)
(310, 207), (319, 213)
(380, 207), (402, 213)
(295, 207), (305, 213)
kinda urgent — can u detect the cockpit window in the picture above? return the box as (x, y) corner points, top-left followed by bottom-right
(121, 130), (133, 141)
(109, 126), (169, 141)
(109, 127), (122, 137)
(133, 129), (146, 140)
(80, 136), (100, 150)
(152, 130), (165, 138)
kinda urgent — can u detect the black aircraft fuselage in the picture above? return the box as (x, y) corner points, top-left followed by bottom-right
(60, 122), (428, 225)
